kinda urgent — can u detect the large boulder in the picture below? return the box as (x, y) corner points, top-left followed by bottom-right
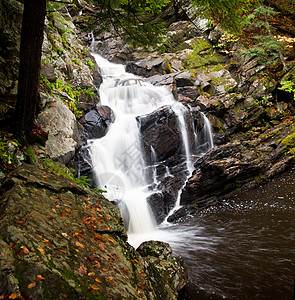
(138, 104), (195, 164)
(79, 105), (115, 139)
(37, 93), (85, 164)
(0, 164), (187, 299)
(138, 106), (183, 164)
(126, 56), (172, 78)
(180, 142), (265, 205)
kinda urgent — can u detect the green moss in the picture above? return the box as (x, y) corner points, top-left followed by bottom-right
(281, 131), (295, 150)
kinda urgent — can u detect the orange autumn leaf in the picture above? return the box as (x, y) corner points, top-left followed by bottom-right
(37, 248), (45, 254)
(88, 272), (95, 276)
(98, 244), (105, 251)
(8, 294), (17, 299)
(90, 285), (100, 290)
(28, 282), (36, 289)
(93, 263), (101, 268)
(95, 278), (102, 283)
(21, 246), (29, 254)
(108, 276), (114, 281)
(75, 241), (85, 248)
(36, 275), (45, 281)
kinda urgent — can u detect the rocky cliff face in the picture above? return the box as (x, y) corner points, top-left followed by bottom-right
(0, 164), (187, 299)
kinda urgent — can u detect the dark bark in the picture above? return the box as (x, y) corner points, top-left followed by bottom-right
(14, 0), (47, 138)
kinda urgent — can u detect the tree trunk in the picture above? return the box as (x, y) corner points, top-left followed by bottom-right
(14, 0), (46, 138)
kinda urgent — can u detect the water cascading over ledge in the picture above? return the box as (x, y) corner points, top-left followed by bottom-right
(86, 53), (213, 246)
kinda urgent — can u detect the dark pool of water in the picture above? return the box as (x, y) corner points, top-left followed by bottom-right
(168, 168), (295, 300)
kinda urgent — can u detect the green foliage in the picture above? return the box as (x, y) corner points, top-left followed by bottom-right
(0, 136), (21, 169)
(84, 59), (95, 69)
(71, 57), (80, 64)
(42, 159), (107, 193)
(241, 4), (286, 69)
(191, 0), (259, 33)
(42, 159), (92, 188)
(40, 75), (96, 118)
(279, 81), (295, 94)
(86, 0), (171, 47)
(0, 135), (36, 175)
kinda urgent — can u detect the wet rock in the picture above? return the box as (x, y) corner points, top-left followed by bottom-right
(138, 106), (183, 163)
(180, 142), (264, 205)
(147, 192), (165, 224)
(126, 56), (171, 77)
(137, 241), (188, 294)
(174, 71), (195, 87)
(79, 105), (114, 139)
(177, 86), (200, 100)
(145, 74), (177, 98)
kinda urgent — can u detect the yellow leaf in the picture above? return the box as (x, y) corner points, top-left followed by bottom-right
(95, 278), (102, 283)
(106, 236), (114, 243)
(90, 285), (100, 290)
(28, 282), (36, 289)
(36, 274), (45, 281)
(75, 241), (85, 248)
(8, 294), (18, 299)
(37, 248), (45, 254)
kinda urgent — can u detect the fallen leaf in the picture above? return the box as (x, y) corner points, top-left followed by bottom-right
(95, 278), (102, 283)
(28, 282), (36, 289)
(37, 248), (45, 254)
(78, 265), (87, 275)
(36, 274), (45, 281)
(61, 232), (68, 238)
(75, 241), (85, 248)
(88, 272), (95, 276)
(8, 294), (17, 299)
(108, 276), (113, 281)
(90, 285), (100, 290)
(21, 246), (29, 255)
(98, 244), (105, 251)
(106, 236), (114, 243)
(93, 263), (101, 268)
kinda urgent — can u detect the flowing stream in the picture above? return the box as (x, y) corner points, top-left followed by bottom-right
(172, 167), (295, 299)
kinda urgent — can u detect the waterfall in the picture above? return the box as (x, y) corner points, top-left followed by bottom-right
(195, 111), (214, 154)
(87, 52), (214, 245)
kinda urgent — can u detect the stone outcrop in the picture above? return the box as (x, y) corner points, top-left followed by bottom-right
(138, 106), (183, 164)
(79, 105), (115, 139)
(0, 164), (187, 299)
(36, 93), (85, 164)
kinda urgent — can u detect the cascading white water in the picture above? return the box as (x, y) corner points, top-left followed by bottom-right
(195, 112), (214, 154)
(87, 53), (214, 246)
